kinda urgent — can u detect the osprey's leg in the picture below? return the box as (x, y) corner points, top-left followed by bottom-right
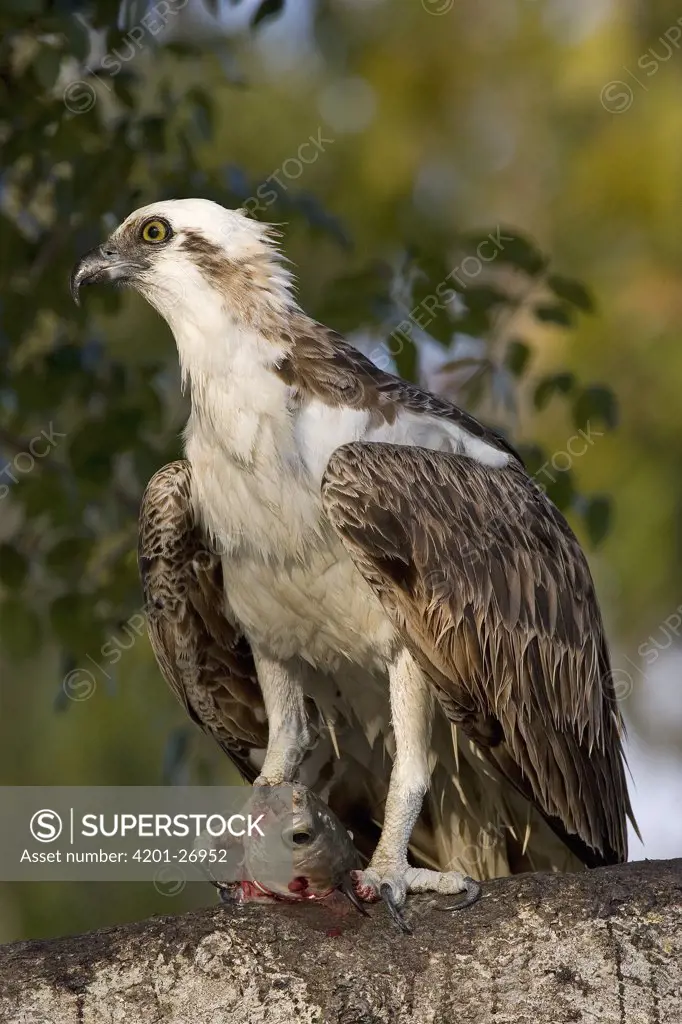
(251, 654), (311, 786)
(353, 650), (433, 930)
(352, 651), (481, 931)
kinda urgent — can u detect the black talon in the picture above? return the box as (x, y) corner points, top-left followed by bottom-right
(340, 874), (370, 917)
(216, 883), (238, 905)
(442, 876), (482, 912)
(380, 882), (413, 934)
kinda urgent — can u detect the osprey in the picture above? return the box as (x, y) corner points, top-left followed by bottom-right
(71, 199), (636, 929)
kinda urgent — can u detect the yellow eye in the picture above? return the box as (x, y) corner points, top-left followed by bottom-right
(141, 219), (170, 243)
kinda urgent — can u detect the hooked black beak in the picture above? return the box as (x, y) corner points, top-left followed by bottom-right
(70, 244), (137, 305)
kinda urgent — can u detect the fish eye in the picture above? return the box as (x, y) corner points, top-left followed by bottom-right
(140, 218), (171, 244)
(291, 830), (311, 845)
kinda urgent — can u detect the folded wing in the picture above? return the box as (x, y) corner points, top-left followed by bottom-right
(321, 442), (635, 866)
(138, 460), (267, 780)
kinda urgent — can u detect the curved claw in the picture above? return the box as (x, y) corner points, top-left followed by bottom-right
(217, 884), (239, 905)
(340, 873), (371, 917)
(440, 875), (482, 912)
(380, 882), (413, 934)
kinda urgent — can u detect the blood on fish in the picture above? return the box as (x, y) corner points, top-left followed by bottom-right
(287, 876), (309, 893)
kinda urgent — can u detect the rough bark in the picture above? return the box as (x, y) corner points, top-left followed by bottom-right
(0, 859), (680, 1024)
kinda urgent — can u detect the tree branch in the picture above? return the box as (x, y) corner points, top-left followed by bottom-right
(1, 859), (681, 1023)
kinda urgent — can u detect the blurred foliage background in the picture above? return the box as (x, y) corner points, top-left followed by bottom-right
(1, 0), (681, 942)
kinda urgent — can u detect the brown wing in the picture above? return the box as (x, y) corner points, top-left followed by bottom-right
(276, 319), (521, 463)
(138, 461), (267, 781)
(321, 442), (636, 866)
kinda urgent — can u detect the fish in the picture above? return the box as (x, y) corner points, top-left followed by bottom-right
(207, 784), (368, 914)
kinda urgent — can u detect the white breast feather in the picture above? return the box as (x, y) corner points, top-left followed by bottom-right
(174, 308), (507, 672)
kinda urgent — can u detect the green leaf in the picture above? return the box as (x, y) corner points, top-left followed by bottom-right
(98, 562), (140, 609)
(411, 252), (453, 292)
(423, 316), (456, 347)
(11, 367), (59, 414)
(1, 0), (43, 12)
(583, 494), (613, 545)
(19, 474), (72, 526)
(505, 340), (531, 377)
(103, 405), (146, 449)
(0, 597), (42, 661)
(0, 545), (28, 589)
(45, 344), (85, 381)
(394, 333), (419, 383)
(463, 285), (508, 314)
(451, 308), (491, 338)
(534, 372), (576, 410)
(188, 88), (214, 142)
(461, 230), (547, 276)
(45, 537), (93, 582)
(543, 469), (574, 512)
(534, 303), (575, 327)
(140, 116), (166, 150)
(69, 424), (114, 485)
(316, 263), (392, 334)
(252, 0), (285, 29)
(410, 267), (456, 346)
(49, 593), (102, 655)
(517, 442), (547, 477)
(61, 12), (92, 63)
(547, 273), (596, 314)
(33, 47), (63, 91)
(573, 385), (618, 431)
(114, 72), (138, 110)
(162, 727), (192, 786)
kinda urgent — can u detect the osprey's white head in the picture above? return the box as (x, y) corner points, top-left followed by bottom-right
(71, 199), (297, 378)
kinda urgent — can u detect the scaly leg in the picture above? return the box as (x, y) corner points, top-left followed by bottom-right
(252, 652), (312, 786)
(353, 649), (481, 932)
